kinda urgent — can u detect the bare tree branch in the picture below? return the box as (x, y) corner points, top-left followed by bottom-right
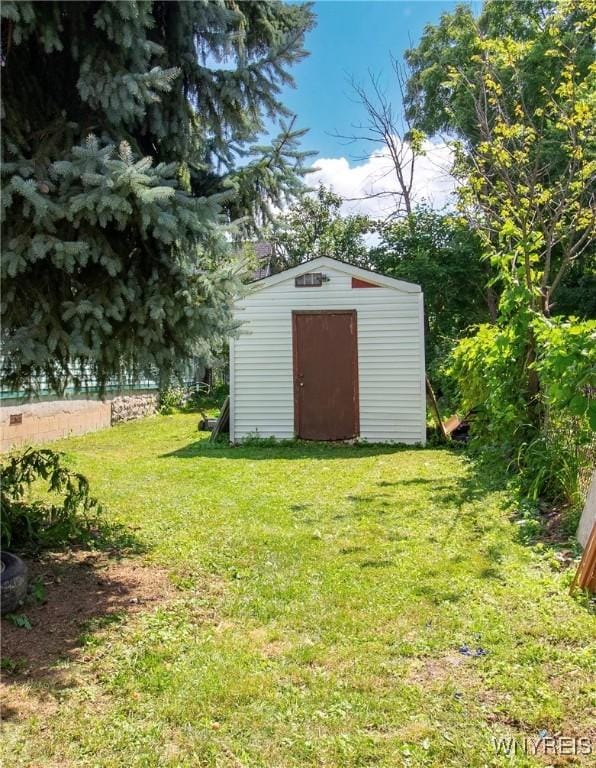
(331, 60), (423, 218)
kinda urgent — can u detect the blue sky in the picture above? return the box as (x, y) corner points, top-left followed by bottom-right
(273, 1), (477, 217)
(283, 1), (467, 161)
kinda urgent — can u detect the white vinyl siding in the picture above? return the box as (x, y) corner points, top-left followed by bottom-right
(230, 261), (425, 444)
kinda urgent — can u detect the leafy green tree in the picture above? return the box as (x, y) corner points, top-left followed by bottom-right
(405, 0), (595, 319)
(265, 185), (373, 272)
(1, 1), (314, 392)
(405, 1), (593, 148)
(437, 0), (595, 503)
(369, 209), (495, 388)
(447, 1), (595, 321)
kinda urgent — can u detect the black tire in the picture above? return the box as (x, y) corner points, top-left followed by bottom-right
(1, 551), (28, 615)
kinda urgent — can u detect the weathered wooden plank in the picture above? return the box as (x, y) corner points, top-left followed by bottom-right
(209, 396), (230, 442)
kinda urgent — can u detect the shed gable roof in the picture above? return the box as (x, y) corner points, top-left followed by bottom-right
(248, 256), (421, 294)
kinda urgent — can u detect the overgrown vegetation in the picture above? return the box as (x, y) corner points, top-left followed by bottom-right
(158, 382), (229, 414)
(189, 382), (229, 411)
(158, 386), (187, 414)
(370, 209), (495, 393)
(450, 317), (595, 506)
(2, 414), (593, 767)
(403, 0), (596, 511)
(0, 448), (102, 552)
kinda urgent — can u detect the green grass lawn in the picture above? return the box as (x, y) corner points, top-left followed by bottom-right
(2, 413), (594, 767)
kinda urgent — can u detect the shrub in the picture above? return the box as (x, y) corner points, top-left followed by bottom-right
(449, 316), (595, 508)
(1, 448), (102, 552)
(188, 383), (229, 410)
(532, 318), (596, 431)
(448, 321), (529, 448)
(159, 386), (186, 413)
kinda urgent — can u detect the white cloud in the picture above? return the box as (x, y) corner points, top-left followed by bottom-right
(309, 139), (457, 220)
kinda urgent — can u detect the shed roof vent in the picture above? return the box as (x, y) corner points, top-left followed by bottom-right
(295, 272), (328, 287)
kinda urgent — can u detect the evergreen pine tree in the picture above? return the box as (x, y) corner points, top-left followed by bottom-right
(1, 1), (314, 392)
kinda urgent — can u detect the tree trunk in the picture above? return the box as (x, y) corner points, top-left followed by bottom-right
(524, 324), (543, 432)
(426, 375), (448, 442)
(486, 287), (498, 323)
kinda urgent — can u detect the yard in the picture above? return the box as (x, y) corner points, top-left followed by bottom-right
(1, 413), (594, 767)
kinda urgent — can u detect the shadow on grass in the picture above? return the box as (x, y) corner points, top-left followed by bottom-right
(0, 523), (168, 708)
(9, 515), (147, 562)
(377, 478), (454, 490)
(423, 449), (512, 550)
(1, 548), (177, 719)
(85, 518), (148, 556)
(160, 439), (429, 461)
(432, 449), (578, 554)
(162, 438), (568, 556)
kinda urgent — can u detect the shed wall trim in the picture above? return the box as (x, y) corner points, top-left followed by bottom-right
(229, 338), (236, 442)
(249, 256), (421, 294)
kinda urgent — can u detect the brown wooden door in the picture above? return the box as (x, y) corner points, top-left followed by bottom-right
(292, 310), (359, 440)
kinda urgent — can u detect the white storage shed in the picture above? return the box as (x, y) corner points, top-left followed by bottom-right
(229, 256), (426, 444)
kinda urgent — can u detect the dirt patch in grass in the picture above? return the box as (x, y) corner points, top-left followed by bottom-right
(1, 549), (176, 681)
(406, 652), (468, 685)
(247, 627), (293, 659)
(0, 679), (62, 725)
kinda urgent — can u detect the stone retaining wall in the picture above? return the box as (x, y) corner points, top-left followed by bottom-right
(111, 393), (158, 424)
(1, 391), (158, 452)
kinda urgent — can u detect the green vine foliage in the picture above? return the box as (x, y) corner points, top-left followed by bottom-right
(0, 448), (102, 551)
(449, 316), (596, 505)
(410, 0), (595, 510)
(449, 321), (528, 446)
(532, 319), (596, 424)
